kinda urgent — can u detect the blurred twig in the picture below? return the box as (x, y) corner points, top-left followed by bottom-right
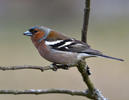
(81, 0), (90, 43)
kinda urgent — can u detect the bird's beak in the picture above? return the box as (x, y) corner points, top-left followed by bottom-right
(23, 31), (32, 36)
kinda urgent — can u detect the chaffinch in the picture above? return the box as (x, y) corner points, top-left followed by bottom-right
(23, 26), (124, 66)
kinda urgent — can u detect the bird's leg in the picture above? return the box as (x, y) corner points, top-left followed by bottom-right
(50, 63), (58, 71)
(86, 65), (91, 75)
(59, 64), (69, 70)
(55, 64), (69, 70)
(50, 63), (69, 71)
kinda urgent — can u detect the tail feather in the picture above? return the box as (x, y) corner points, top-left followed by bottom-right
(97, 54), (124, 61)
(83, 51), (124, 61)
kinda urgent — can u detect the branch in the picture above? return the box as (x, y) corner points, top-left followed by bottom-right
(81, 0), (90, 43)
(0, 89), (93, 98)
(80, 0), (107, 99)
(0, 65), (48, 72)
(0, 64), (107, 100)
(77, 60), (107, 100)
(0, 65), (75, 72)
(77, 61), (94, 92)
(0, 88), (107, 100)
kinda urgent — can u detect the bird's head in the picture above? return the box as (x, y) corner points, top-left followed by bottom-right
(24, 26), (51, 42)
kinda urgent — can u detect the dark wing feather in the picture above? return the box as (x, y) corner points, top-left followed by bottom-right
(48, 39), (101, 54)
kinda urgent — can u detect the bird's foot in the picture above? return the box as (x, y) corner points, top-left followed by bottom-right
(50, 63), (69, 71)
(59, 64), (69, 70)
(50, 63), (58, 71)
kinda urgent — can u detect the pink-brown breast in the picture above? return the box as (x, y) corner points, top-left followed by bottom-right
(37, 42), (79, 65)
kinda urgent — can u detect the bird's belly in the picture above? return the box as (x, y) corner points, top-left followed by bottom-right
(38, 48), (79, 65)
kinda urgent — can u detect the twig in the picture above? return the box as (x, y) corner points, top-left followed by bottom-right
(0, 88), (107, 100)
(80, 0), (107, 99)
(0, 64), (107, 100)
(77, 60), (107, 100)
(0, 65), (75, 72)
(81, 0), (90, 43)
(0, 65), (48, 72)
(77, 61), (94, 93)
(0, 89), (93, 99)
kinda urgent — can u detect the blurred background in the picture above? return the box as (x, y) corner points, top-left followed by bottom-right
(0, 0), (129, 100)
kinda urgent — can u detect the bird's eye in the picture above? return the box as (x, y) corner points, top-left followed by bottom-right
(34, 30), (38, 33)
(29, 29), (38, 34)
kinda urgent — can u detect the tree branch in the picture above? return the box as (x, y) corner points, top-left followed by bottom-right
(77, 61), (94, 92)
(0, 64), (107, 100)
(77, 60), (107, 100)
(80, 0), (107, 99)
(0, 89), (93, 99)
(81, 0), (90, 43)
(0, 65), (75, 72)
(0, 88), (107, 100)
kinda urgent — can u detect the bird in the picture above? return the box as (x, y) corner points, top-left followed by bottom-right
(23, 26), (124, 68)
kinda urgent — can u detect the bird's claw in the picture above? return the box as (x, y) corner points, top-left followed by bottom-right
(60, 65), (69, 70)
(50, 63), (58, 71)
(50, 63), (69, 71)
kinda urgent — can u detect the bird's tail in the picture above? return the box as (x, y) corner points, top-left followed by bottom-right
(83, 51), (124, 61)
(97, 54), (124, 61)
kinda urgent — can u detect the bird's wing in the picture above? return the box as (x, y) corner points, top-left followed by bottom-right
(45, 38), (102, 54)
